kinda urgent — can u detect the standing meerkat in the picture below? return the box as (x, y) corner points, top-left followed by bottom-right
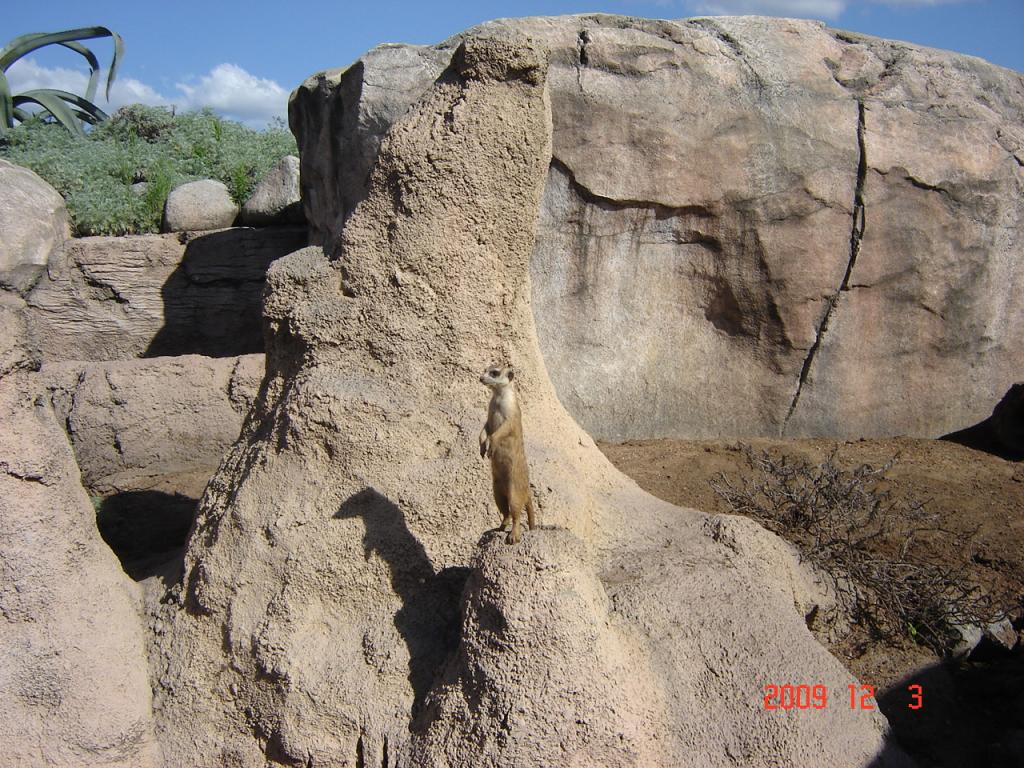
(479, 364), (536, 544)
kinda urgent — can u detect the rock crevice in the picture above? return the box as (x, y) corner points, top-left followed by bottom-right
(784, 98), (869, 431)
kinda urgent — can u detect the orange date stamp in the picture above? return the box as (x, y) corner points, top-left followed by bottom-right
(762, 683), (924, 711)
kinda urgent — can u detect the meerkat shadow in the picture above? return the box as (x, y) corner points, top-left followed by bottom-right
(335, 488), (469, 716)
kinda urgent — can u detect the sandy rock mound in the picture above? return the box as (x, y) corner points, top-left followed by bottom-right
(152, 34), (910, 767)
(409, 528), (666, 767)
(0, 375), (159, 767)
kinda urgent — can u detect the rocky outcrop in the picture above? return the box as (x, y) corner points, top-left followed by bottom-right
(0, 158), (70, 290)
(162, 179), (239, 232)
(292, 14), (1024, 442)
(240, 155), (304, 226)
(289, 44), (451, 246)
(42, 354), (263, 494)
(0, 292), (36, 378)
(0, 374), (160, 767)
(25, 227), (306, 362)
(409, 529), (663, 766)
(153, 34), (908, 767)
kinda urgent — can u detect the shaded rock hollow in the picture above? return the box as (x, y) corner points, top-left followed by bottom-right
(152, 32), (911, 767)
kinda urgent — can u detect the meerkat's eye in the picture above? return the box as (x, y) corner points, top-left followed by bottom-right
(489, 369), (498, 377)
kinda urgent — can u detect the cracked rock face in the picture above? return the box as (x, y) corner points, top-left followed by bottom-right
(153, 33), (911, 767)
(25, 228), (306, 362)
(292, 14), (1024, 441)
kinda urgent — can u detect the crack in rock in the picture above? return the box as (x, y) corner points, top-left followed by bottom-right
(687, 18), (768, 95)
(0, 463), (50, 485)
(551, 156), (714, 218)
(783, 99), (868, 433)
(80, 269), (130, 306)
(575, 28), (590, 92)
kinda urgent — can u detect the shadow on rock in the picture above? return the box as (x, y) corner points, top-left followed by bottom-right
(95, 489), (198, 582)
(335, 488), (469, 716)
(942, 383), (1023, 461)
(874, 645), (1024, 768)
(145, 226), (306, 358)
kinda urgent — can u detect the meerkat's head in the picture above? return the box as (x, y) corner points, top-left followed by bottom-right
(480, 364), (514, 390)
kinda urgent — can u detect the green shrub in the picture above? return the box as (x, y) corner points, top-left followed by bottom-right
(712, 447), (1008, 654)
(99, 104), (175, 143)
(0, 105), (297, 236)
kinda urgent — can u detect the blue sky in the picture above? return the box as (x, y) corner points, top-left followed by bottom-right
(5, 1), (1022, 129)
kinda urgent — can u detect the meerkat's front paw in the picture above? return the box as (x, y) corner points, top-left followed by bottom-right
(480, 437), (490, 458)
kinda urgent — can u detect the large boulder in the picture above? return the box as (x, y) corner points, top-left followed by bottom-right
(162, 179), (239, 232)
(0, 374), (160, 767)
(152, 35), (908, 767)
(42, 354), (264, 493)
(25, 227), (306, 362)
(239, 155), (304, 226)
(292, 15), (1024, 442)
(0, 158), (70, 289)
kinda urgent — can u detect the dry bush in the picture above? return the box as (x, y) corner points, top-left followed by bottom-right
(711, 446), (1007, 654)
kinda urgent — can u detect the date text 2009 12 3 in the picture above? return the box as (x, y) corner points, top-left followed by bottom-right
(763, 684), (923, 711)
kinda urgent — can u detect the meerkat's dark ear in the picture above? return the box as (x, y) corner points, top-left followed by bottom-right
(506, 367), (515, 381)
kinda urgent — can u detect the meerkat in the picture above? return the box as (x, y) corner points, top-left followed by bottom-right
(479, 364), (536, 544)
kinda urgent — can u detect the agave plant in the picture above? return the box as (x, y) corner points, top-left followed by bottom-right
(0, 26), (123, 137)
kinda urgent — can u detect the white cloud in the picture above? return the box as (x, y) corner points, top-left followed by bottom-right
(690, 0), (846, 17)
(5, 57), (286, 129)
(174, 64), (288, 127)
(688, 0), (970, 17)
(5, 58), (89, 96)
(6, 57), (170, 113)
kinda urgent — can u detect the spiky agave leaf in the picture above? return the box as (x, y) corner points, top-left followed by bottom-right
(58, 40), (102, 104)
(0, 70), (12, 130)
(17, 89), (109, 122)
(8, 88), (114, 137)
(0, 27), (122, 100)
(0, 26), (123, 132)
(7, 93), (84, 137)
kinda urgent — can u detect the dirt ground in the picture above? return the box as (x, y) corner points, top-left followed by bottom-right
(599, 436), (1024, 768)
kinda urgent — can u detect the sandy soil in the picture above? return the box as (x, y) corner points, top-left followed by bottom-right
(599, 436), (1024, 768)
